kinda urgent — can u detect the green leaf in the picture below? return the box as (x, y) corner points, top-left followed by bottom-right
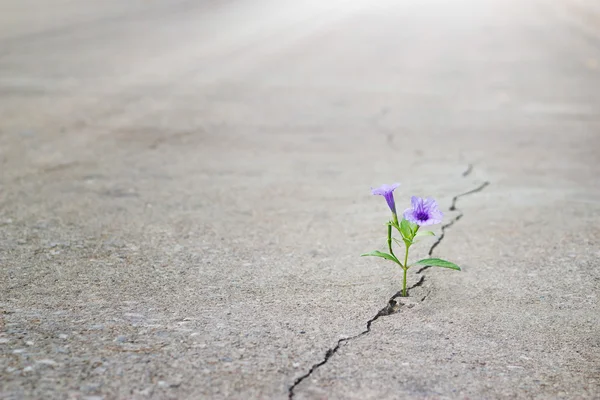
(400, 218), (414, 241)
(361, 250), (400, 264)
(408, 221), (418, 233)
(415, 230), (435, 237)
(412, 258), (461, 271)
(393, 238), (411, 248)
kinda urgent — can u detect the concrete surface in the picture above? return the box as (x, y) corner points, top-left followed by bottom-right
(1, 0), (599, 398)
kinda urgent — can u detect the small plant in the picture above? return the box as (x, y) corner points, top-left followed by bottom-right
(362, 183), (460, 297)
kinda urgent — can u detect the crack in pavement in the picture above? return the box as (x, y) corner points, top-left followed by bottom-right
(418, 179), (490, 273)
(288, 166), (489, 399)
(462, 163), (473, 177)
(287, 277), (424, 399)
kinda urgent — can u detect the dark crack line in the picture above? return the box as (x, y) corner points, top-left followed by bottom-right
(462, 163), (473, 177)
(288, 277), (424, 399)
(420, 290), (432, 302)
(288, 167), (490, 399)
(418, 180), (490, 273)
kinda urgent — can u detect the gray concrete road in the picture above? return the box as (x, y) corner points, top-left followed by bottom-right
(1, 0), (599, 398)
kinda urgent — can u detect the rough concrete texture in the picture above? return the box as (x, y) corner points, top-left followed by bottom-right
(1, 0), (599, 399)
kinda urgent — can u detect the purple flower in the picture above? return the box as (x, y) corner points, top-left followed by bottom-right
(371, 183), (401, 214)
(403, 196), (443, 226)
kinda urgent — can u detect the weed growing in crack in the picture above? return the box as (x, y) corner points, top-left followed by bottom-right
(288, 171), (488, 399)
(363, 184), (461, 296)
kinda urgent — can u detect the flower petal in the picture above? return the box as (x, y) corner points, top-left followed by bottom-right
(371, 183), (400, 196)
(405, 196), (443, 226)
(410, 196), (420, 209)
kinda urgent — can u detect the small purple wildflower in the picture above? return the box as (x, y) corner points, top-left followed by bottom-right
(371, 183), (401, 214)
(404, 196), (443, 226)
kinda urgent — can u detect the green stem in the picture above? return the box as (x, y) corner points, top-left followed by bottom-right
(402, 243), (410, 297)
(387, 220), (405, 295)
(401, 225), (419, 297)
(387, 224), (396, 259)
(403, 267), (408, 297)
